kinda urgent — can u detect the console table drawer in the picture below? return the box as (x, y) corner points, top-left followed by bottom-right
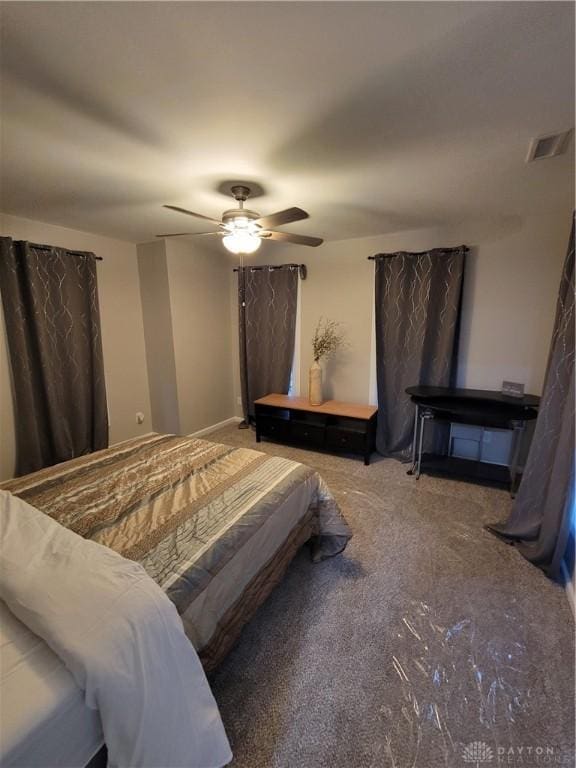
(290, 421), (325, 447)
(325, 426), (367, 454)
(258, 416), (290, 440)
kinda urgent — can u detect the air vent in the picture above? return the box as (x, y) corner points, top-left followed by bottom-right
(526, 130), (572, 162)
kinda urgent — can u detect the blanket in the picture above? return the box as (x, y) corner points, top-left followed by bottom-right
(2, 434), (351, 648)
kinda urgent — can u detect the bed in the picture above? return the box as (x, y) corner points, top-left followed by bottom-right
(0, 433), (351, 768)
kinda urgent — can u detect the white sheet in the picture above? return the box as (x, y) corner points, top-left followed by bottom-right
(0, 491), (232, 768)
(0, 600), (104, 768)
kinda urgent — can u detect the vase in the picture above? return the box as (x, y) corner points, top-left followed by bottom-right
(309, 360), (323, 406)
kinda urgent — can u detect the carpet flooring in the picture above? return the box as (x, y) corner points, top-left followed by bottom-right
(207, 425), (574, 768)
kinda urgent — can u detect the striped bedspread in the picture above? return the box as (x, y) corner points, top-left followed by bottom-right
(1, 433), (351, 647)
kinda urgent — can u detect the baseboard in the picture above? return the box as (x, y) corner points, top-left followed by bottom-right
(561, 559), (575, 619)
(189, 416), (242, 438)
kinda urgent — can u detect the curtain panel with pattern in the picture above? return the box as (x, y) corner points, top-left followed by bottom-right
(374, 246), (466, 459)
(487, 215), (574, 579)
(0, 238), (108, 475)
(238, 265), (299, 422)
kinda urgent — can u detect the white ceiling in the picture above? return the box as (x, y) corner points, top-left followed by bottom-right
(0, 1), (574, 244)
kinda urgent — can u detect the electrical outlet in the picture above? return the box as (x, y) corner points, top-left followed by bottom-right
(136, 412), (145, 425)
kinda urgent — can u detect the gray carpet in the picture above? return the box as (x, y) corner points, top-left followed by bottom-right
(207, 425), (574, 768)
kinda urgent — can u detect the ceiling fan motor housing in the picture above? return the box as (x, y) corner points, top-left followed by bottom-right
(222, 208), (261, 228)
(223, 185), (262, 230)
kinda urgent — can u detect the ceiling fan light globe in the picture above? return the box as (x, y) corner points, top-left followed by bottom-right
(243, 235), (261, 253)
(223, 232), (261, 254)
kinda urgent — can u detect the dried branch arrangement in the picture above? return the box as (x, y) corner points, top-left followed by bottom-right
(312, 317), (345, 363)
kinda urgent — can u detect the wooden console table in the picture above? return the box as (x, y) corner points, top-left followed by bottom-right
(254, 394), (378, 465)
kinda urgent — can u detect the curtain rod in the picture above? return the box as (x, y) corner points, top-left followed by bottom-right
(368, 245), (469, 260)
(30, 243), (103, 261)
(232, 263), (305, 273)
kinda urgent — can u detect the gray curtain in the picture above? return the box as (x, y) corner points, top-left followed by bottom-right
(0, 238), (108, 475)
(374, 247), (466, 459)
(487, 216), (574, 580)
(238, 265), (299, 421)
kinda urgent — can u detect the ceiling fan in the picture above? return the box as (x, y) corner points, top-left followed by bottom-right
(157, 185), (323, 254)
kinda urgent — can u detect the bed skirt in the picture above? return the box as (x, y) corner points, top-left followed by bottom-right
(200, 509), (314, 672)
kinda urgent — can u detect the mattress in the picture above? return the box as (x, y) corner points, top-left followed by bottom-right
(0, 601), (103, 768)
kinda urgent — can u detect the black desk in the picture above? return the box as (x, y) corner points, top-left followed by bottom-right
(405, 386), (540, 494)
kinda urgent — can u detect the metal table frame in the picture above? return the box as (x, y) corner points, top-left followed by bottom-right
(407, 403), (528, 497)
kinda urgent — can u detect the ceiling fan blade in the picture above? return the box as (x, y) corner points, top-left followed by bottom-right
(255, 207), (309, 230)
(156, 232), (223, 238)
(262, 230), (323, 247)
(163, 204), (222, 225)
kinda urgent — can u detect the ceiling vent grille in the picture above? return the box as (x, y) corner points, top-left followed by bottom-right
(526, 130), (572, 162)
